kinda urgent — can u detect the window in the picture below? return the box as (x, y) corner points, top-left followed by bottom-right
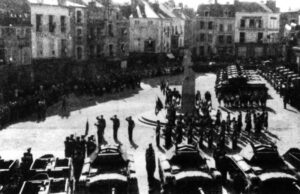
(77, 10), (82, 24)
(249, 19), (255, 28)
(240, 32), (245, 43)
(97, 44), (101, 57)
(36, 14), (42, 32)
(109, 44), (113, 56)
(200, 33), (205, 42)
(77, 47), (82, 60)
(219, 24), (224, 32)
(89, 45), (95, 58)
(208, 34), (213, 43)
(208, 22), (213, 30)
(148, 21), (153, 25)
(257, 32), (263, 43)
(61, 16), (66, 33)
(240, 19), (245, 28)
(200, 21), (205, 29)
(77, 28), (82, 44)
(61, 39), (67, 57)
(199, 46), (205, 55)
(134, 20), (139, 25)
(218, 35), (224, 44)
(228, 24), (232, 32)
(227, 36), (232, 44)
(258, 20), (262, 28)
(204, 11), (210, 17)
(108, 23), (113, 36)
(49, 15), (55, 33)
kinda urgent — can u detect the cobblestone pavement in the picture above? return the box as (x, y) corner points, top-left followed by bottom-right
(0, 73), (299, 194)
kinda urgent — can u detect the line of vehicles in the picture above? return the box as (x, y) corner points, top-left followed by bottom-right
(1, 143), (300, 194)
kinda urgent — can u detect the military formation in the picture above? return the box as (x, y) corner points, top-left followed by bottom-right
(260, 65), (300, 110)
(215, 64), (269, 109)
(155, 85), (269, 154)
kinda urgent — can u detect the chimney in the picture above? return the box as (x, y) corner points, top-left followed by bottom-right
(58, 0), (66, 6)
(234, 0), (239, 5)
(215, 0), (218, 4)
(266, 0), (278, 12)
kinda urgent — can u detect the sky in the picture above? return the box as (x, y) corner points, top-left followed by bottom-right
(113, 0), (300, 12)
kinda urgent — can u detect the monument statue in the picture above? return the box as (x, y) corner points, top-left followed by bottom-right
(181, 49), (195, 114)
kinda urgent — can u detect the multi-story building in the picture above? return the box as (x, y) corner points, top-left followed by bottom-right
(29, 0), (72, 59)
(0, 0), (32, 66)
(194, 1), (235, 59)
(234, 0), (280, 58)
(67, 1), (88, 61)
(129, 0), (186, 58)
(86, 0), (129, 61)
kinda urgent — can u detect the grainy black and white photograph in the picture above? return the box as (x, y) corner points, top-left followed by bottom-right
(1, 0), (300, 193)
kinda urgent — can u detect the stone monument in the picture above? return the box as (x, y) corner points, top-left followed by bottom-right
(181, 49), (195, 114)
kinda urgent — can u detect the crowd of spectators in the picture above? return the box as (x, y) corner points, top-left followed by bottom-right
(0, 64), (184, 129)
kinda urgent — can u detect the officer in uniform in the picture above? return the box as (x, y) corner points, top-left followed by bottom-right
(187, 125), (193, 145)
(155, 120), (161, 147)
(145, 144), (156, 187)
(176, 119), (183, 144)
(208, 128), (214, 149)
(126, 116), (135, 143)
(21, 148), (33, 178)
(110, 115), (120, 143)
(95, 115), (106, 145)
(165, 122), (172, 149)
(64, 137), (70, 157)
(245, 111), (252, 133)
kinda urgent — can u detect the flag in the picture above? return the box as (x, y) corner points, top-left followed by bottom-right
(85, 120), (89, 136)
(155, 97), (163, 115)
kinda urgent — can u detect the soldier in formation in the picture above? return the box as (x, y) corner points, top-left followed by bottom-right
(126, 116), (135, 143)
(111, 115), (120, 143)
(145, 144), (156, 187)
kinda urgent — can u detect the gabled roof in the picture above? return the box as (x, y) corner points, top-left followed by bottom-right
(235, 1), (272, 13)
(0, 0), (30, 13)
(65, 0), (86, 7)
(197, 3), (235, 17)
(28, 0), (59, 6)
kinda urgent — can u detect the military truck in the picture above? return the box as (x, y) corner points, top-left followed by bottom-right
(221, 143), (300, 194)
(78, 145), (138, 194)
(158, 144), (222, 194)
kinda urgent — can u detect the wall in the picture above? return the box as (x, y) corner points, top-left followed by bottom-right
(31, 4), (71, 59)
(129, 18), (162, 53)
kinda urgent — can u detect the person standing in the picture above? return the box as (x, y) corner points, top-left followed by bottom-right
(145, 144), (156, 187)
(155, 120), (161, 147)
(126, 116), (135, 143)
(110, 115), (120, 143)
(245, 111), (252, 133)
(96, 115), (106, 137)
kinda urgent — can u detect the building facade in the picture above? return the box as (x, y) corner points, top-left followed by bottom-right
(193, 2), (235, 59)
(129, 0), (186, 57)
(67, 1), (88, 61)
(234, 0), (280, 58)
(30, 1), (72, 59)
(0, 0), (32, 66)
(86, 0), (129, 61)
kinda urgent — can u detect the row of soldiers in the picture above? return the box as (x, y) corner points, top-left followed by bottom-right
(64, 134), (97, 180)
(94, 115), (136, 146)
(156, 104), (269, 152)
(216, 90), (268, 109)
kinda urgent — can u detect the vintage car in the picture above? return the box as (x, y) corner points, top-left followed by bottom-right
(30, 154), (73, 179)
(19, 173), (72, 194)
(284, 148), (300, 181)
(0, 158), (20, 194)
(222, 143), (300, 194)
(158, 144), (222, 194)
(78, 145), (138, 194)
